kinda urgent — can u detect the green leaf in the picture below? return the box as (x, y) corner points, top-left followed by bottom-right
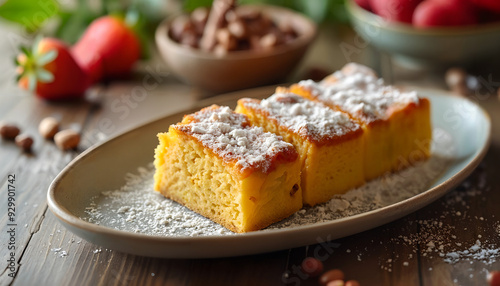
(54, 10), (96, 44)
(293, 0), (329, 23)
(31, 34), (42, 55)
(20, 46), (31, 57)
(37, 49), (58, 66)
(28, 73), (37, 91)
(0, 0), (59, 32)
(36, 68), (54, 83)
(183, 0), (213, 12)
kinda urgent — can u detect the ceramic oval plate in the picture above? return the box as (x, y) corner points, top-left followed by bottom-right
(47, 86), (491, 258)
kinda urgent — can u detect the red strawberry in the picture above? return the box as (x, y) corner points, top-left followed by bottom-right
(354, 0), (372, 11)
(16, 38), (89, 100)
(370, 0), (423, 23)
(470, 0), (500, 13)
(413, 0), (477, 27)
(72, 16), (141, 84)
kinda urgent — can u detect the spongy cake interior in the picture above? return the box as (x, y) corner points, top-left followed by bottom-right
(236, 94), (365, 206)
(154, 106), (302, 233)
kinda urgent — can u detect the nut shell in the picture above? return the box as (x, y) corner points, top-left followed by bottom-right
(39, 117), (60, 139)
(0, 122), (21, 140)
(15, 134), (34, 152)
(54, 129), (80, 151)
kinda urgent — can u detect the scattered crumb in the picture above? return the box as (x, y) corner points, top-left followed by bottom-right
(51, 248), (68, 258)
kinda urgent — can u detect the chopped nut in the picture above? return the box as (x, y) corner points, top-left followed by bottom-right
(15, 134), (33, 152)
(54, 129), (80, 151)
(260, 33), (277, 49)
(213, 44), (229, 57)
(170, 15), (195, 42)
(39, 117), (60, 139)
(227, 20), (247, 39)
(191, 7), (209, 34)
(172, 0), (299, 54)
(200, 0), (235, 51)
(0, 122), (20, 140)
(235, 6), (261, 21)
(180, 30), (199, 48)
(225, 10), (239, 23)
(216, 28), (238, 51)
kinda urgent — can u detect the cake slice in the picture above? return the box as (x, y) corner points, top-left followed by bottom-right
(236, 93), (364, 207)
(154, 105), (302, 233)
(288, 63), (432, 181)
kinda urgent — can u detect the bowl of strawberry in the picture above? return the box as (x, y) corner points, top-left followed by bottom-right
(346, 0), (500, 67)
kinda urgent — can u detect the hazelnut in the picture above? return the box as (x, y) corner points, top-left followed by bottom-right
(320, 269), (345, 286)
(300, 257), (323, 277)
(39, 117), (60, 139)
(488, 271), (500, 286)
(15, 134), (34, 152)
(326, 280), (345, 286)
(445, 67), (468, 95)
(0, 122), (20, 140)
(54, 129), (80, 151)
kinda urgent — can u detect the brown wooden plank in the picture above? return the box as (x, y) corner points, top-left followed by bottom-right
(0, 94), (93, 285)
(13, 211), (289, 286)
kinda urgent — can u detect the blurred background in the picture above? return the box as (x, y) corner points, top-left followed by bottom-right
(1, 0), (500, 100)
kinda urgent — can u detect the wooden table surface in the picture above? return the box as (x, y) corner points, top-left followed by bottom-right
(1, 22), (500, 286)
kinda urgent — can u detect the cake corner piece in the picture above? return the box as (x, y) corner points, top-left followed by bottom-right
(153, 105), (303, 233)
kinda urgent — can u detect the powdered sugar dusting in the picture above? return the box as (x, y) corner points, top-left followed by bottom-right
(82, 128), (453, 237)
(297, 63), (420, 123)
(176, 105), (296, 173)
(84, 165), (234, 236)
(244, 93), (361, 144)
(269, 154), (447, 229)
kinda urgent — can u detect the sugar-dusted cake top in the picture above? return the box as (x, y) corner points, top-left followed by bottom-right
(297, 63), (420, 124)
(239, 93), (362, 145)
(175, 105), (297, 175)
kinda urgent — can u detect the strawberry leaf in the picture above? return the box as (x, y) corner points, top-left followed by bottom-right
(28, 73), (37, 92)
(36, 68), (54, 83)
(37, 49), (58, 66)
(20, 46), (31, 57)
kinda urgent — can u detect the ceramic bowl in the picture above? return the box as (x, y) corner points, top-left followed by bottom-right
(345, 0), (500, 68)
(155, 5), (316, 93)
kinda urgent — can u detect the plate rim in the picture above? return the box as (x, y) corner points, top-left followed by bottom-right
(47, 85), (492, 257)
